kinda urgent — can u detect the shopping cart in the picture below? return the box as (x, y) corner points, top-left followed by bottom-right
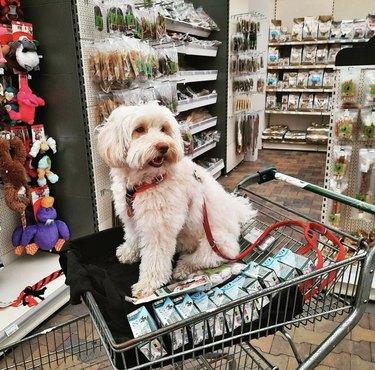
(1, 167), (375, 370)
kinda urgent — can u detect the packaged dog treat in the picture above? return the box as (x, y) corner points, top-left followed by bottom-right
(241, 277), (270, 321)
(315, 45), (328, 64)
(153, 297), (189, 350)
(318, 16), (332, 39)
(353, 19), (367, 39)
(297, 71), (309, 88)
(127, 306), (167, 361)
(288, 72), (298, 88)
(281, 94), (289, 111)
(307, 70), (323, 88)
(280, 25), (289, 42)
(288, 94), (300, 111)
(208, 287), (237, 332)
(269, 19), (281, 42)
(334, 109), (358, 140)
(306, 122), (329, 144)
(327, 44), (341, 64)
(290, 46), (303, 65)
(274, 247), (315, 275)
(191, 291), (225, 337)
(266, 93), (277, 110)
(330, 145), (352, 192)
(323, 71), (334, 88)
(283, 130), (306, 143)
(339, 67), (361, 109)
(302, 45), (317, 65)
(299, 93), (314, 111)
(360, 107), (375, 140)
(366, 14), (375, 39)
(291, 17), (304, 41)
(313, 93), (329, 111)
(173, 294), (207, 345)
(262, 257), (299, 281)
(340, 20), (354, 40)
(330, 21), (342, 40)
(268, 47), (279, 65)
(303, 16), (319, 40)
(364, 70), (375, 104)
(267, 72), (278, 88)
(328, 200), (342, 227)
(201, 262), (247, 287)
(242, 261), (280, 290)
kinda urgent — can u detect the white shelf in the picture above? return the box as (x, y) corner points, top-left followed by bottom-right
(189, 116), (218, 135)
(267, 64), (335, 70)
(191, 141), (217, 159)
(177, 94), (218, 113)
(262, 141), (327, 152)
(0, 253), (69, 348)
(179, 70), (218, 83)
(166, 18), (212, 38)
(177, 43), (218, 57)
(266, 88), (333, 93)
(208, 159), (225, 179)
(265, 110), (331, 116)
(269, 39), (370, 46)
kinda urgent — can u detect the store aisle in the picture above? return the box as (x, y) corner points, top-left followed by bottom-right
(17, 150), (375, 370)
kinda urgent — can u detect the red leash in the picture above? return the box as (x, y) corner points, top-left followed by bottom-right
(203, 202), (346, 299)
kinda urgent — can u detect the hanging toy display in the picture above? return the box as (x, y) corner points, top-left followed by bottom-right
(13, 196), (70, 255)
(0, 23), (12, 64)
(9, 36), (40, 72)
(7, 74), (45, 125)
(0, 135), (31, 213)
(0, 0), (23, 23)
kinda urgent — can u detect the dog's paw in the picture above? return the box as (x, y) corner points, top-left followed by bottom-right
(173, 261), (195, 280)
(116, 243), (140, 264)
(131, 281), (155, 299)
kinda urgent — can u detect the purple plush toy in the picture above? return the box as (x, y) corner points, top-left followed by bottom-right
(15, 196), (70, 255)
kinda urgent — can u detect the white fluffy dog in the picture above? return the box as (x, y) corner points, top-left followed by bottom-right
(97, 103), (256, 297)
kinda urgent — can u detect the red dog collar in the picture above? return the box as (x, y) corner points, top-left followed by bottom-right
(126, 173), (167, 217)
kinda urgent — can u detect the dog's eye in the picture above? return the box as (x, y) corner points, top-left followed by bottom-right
(161, 126), (166, 132)
(135, 126), (145, 133)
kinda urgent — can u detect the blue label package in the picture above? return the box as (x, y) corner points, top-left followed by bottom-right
(262, 256), (299, 281)
(274, 247), (315, 275)
(242, 261), (280, 290)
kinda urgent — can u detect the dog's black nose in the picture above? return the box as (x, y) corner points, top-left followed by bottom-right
(156, 143), (169, 154)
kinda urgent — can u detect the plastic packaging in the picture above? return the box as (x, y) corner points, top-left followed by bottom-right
(330, 145), (352, 192)
(339, 67), (361, 108)
(269, 19), (281, 42)
(303, 16), (319, 40)
(333, 109), (358, 139)
(360, 107), (375, 140)
(291, 17), (304, 41)
(317, 16), (332, 39)
(302, 45), (317, 65)
(364, 70), (375, 104)
(290, 46), (303, 65)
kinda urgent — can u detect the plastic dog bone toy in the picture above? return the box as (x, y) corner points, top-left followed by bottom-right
(7, 74), (45, 125)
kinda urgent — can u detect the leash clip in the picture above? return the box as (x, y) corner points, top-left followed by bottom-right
(193, 170), (202, 182)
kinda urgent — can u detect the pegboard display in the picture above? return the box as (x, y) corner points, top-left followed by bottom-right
(322, 66), (375, 235)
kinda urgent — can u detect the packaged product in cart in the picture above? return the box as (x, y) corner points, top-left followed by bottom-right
(360, 107), (375, 139)
(241, 277), (269, 321)
(333, 109), (358, 139)
(153, 297), (189, 350)
(339, 67), (361, 109)
(274, 247), (315, 275)
(207, 287), (238, 332)
(364, 70), (375, 104)
(303, 16), (319, 40)
(317, 16), (332, 40)
(262, 257), (299, 281)
(202, 262), (247, 287)
(191, 291), (226, 337)
(291, 17), (304, 41)
(330, 145), (352, 192)
(173, 294), (207, 345)
(127, 306), (167, 361)
(242, 261), (280, 290)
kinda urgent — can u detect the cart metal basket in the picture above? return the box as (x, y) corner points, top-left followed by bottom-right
(1, 167), (375, 370)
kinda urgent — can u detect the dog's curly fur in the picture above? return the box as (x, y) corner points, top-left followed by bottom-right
(97, 103), (257, 297)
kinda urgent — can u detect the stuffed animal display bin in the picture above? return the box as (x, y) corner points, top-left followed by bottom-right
(59, 227), (303, 369)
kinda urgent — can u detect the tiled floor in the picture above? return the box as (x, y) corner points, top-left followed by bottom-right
(2, 149), (374, 370)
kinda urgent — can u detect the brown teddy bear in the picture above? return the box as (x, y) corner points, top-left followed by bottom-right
(0, 136), (31, 213)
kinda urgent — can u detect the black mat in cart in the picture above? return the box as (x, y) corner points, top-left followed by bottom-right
(59, 227), (304, 368)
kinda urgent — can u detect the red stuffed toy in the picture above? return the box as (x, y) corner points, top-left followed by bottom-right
(7, 74), (45, 125)
(0, 0), (23, 23)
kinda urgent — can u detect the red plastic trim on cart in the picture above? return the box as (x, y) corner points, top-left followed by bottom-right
(203, 202), (346, 300)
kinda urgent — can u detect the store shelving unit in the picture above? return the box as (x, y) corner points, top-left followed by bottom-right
(176, 43), (219, 57)
(264, 35), (370, 152)
(176, 93), (218, 113)
(179, 70), (218, 83)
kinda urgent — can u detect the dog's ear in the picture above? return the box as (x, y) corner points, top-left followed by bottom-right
(96, 106), (132, 168)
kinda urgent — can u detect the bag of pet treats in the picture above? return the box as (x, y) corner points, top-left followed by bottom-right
(313, 93), (330, 111)
(366, 14), (375, 39)
(268, 47), (279, 65)
(360, 107), (375, 140)
(340, 20), (354, 40)
(297, 71), (309, 88)
(318, 16), (332, 39)
(291, 17), (304, 41)
(339, 67), (361, 109)
(333, 108), (358, 140)
(302, 45), (317, 65)
(290, 46), (303, 65)
(303, 16), (319, 40)
(364, 70), (375, 104)
(329, 145), (352, 192)
(288, 94), (300, 111)
(307, 70), (323, 88)
(353, 19), (367, 39)
(299, 93), (314, 111)
(330, 21), (342, 40)
(323, 70), (334, 88)
(327, 44), (341, 64)
(315, 45), (328, 64)
(269, 19), (282, 42)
